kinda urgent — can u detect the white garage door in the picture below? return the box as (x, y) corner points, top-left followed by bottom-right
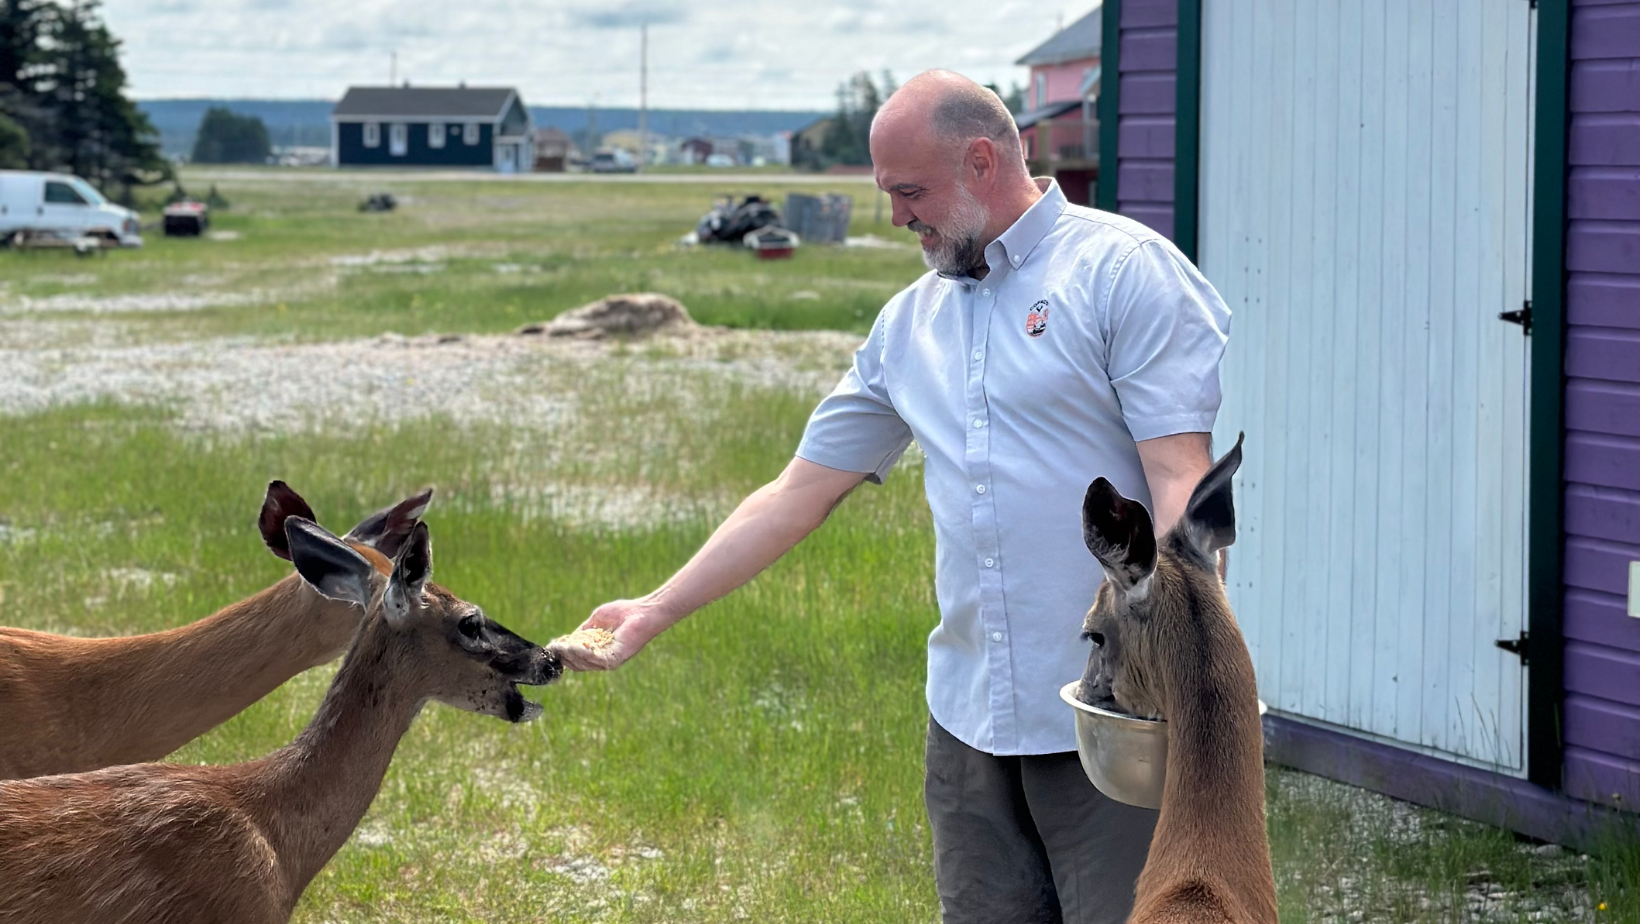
(1200, 0), (1533, 772)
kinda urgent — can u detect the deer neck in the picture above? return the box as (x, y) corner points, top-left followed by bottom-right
(257, 614), (425, 898)
(63, 574), (361, 769)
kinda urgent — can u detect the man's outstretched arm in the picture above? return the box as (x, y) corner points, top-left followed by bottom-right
(551, 457), (870, 671)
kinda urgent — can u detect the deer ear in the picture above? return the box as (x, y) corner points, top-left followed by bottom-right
(1082, 478), (1158, 595)
(1178, 432), (1244, 561)
(344, 487), (434, 559)
(260, 481), (317, 561)
(383, 521), (432, 628)
(285, 517), (374, 608)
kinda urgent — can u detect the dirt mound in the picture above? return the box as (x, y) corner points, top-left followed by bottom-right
(517, 293), (695, 339)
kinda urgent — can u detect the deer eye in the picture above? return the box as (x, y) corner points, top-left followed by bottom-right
(457, 613), (484, 640)
(1083, 631), (1105, 648)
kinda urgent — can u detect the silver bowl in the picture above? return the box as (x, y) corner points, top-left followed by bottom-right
(1059, 681), (1267, 810)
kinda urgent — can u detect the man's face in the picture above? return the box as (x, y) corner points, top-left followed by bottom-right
(872, 124), (991, 277)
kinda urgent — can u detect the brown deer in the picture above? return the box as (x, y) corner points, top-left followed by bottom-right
(1076, 434), (1277, 924)
(0, 481), (432, 779)
(0, 515), (560, 924)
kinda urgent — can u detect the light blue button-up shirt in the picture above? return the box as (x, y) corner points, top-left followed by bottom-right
(796, 180), (1231, 756)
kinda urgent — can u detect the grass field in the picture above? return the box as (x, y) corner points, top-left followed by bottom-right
(1, 169), (1635, 923)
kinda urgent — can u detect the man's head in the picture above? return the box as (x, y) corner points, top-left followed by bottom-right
(870, 70), (1036, 277)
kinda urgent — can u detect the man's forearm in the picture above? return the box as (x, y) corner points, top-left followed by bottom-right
(643, 461), (864, 626)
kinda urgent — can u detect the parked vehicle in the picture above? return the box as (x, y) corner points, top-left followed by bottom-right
(162, 201), (208, 236)
(588, 149), (638, 173)
(0, 171), (142, 248)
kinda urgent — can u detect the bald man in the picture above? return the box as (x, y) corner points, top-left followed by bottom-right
(557, 70), (1232, 923)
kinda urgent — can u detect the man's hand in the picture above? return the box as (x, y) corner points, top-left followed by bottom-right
(549, 597), (673, 672)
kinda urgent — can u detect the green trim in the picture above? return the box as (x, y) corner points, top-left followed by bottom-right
(1174, 0), (1203, 262)
(1096, 0), (1122, 212)
(1527, 0), (1570, 793)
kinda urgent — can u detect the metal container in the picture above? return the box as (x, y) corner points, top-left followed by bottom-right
(1060, 681), (1170, 809)
(1059, 681), (1266, 810)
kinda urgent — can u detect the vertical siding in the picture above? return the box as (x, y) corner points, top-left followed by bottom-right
(1116, 0), (1177, 239)
(1200, 0), (1532, 772)
(1562, 0), (1640, 811)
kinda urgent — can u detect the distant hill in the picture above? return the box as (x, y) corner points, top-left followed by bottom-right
(137, 99), (829, 158)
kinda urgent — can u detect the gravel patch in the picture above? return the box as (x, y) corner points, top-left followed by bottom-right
(0, 326), (859, 434)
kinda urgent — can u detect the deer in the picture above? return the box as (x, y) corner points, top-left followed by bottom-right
(0, 481), (432, 780)
(1075, 434), (1277, 924)
(0, 515), (560, 924)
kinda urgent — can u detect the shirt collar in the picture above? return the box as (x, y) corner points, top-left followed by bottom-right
(940, 177), (1066, 286)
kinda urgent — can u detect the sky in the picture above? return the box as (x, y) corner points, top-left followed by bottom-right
(102, 0), (1088, 110)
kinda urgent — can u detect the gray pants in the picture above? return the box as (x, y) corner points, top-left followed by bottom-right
(924, 717), (1159, 924)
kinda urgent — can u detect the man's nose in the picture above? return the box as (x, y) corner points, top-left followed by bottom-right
(890, 199), (914, 228)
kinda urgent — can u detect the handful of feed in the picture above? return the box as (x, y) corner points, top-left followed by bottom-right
(554, 627), (616, 652)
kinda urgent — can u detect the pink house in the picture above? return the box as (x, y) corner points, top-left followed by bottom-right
(1015, 6), (1101, 204)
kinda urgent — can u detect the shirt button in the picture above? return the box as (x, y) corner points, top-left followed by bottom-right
(1011, 255), (1022, 266)
(991, 631), (1004, 642)
(984, 557), (996, 568)
(975, 484), (986, 494)
(981, 288), (991, 298)
(973, 419), (986, 429)
(972, 350), (983, 361)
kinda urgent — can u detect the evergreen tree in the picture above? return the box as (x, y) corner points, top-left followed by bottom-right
(0, 109), (25, 167)
(191, 107), (270, 164)
(0, 0), (165, 196)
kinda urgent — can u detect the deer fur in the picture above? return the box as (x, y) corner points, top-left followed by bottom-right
(0, 481), (432, 780)
(1076, 434), (1277, 924)
(0, 516), (560, 924)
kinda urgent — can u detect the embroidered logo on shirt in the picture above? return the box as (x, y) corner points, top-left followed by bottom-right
(1025, 300), (1049, 338)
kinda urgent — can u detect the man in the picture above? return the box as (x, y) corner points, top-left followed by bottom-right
(552, 70), (1231, 924)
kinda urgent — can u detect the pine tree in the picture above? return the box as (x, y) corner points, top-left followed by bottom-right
(191, 107), (270, 164)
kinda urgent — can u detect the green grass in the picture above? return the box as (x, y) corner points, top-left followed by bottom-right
(4, 172), (1638, 922)
(0, 169), (920, 343)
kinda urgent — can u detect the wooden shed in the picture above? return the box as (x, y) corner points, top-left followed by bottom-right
(1094, 0), (1639, 846)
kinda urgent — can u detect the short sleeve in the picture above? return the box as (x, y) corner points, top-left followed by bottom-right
(1101, 239), (1232, 442)
(795, 309), (914, 484)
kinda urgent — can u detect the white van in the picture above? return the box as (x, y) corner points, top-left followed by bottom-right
(0, 170), (143, 247)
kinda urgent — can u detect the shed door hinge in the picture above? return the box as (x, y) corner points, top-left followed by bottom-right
(1496, 632), (1530, 665)
(1500, 301), (1532, 335)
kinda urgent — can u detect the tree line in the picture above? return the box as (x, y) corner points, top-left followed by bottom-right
(0, 0), (166, 198)
(792, 71), (1026, 172)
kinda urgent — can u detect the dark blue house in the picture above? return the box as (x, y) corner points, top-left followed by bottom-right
(330, 86), (534, 172)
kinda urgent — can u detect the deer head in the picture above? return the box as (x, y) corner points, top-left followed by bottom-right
(1076, 434), (1244, 719)
(283, 517), (560, 721)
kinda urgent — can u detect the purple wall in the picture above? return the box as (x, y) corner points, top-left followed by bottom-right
(1115, 0), (1178, 240)
(1563, 0), (1640, 811)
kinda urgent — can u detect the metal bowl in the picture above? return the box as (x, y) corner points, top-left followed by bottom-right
(1059, 681), (1266, 810)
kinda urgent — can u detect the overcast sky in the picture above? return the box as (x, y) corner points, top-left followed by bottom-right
(104, 0), (1085, 110)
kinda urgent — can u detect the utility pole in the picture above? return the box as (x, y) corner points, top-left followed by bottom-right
(638, 21), (648, 170)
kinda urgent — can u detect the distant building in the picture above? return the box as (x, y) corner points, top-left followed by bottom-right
(1015, 6), (1101, 205)
(679, 137), (714, 165)
(790, 117), (833, 170)
(330, 85), (534, 172)
(532, 127), (577, 172)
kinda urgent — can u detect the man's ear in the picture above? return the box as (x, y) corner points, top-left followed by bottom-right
(1178, 433), (1244, 563)
(383, 521), (432, 628)
(1082, 478), (1158, 595)
(285, 517), (374, 608)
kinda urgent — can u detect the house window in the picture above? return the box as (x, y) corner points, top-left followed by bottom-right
(1036, 73), (1048, 109)
(363, 122), (381, 147)
(389, 123), (408, 157)
(463, 122), (480, 146)
(428, 122), (445, 148)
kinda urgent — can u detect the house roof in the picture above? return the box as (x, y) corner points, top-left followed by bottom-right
(332, 86), (518, 120)
(1014, 98), (1083, 129)
(1016, 6), (1101, 67)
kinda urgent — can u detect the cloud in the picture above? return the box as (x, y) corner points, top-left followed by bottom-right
(567, 2), (688, 30)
